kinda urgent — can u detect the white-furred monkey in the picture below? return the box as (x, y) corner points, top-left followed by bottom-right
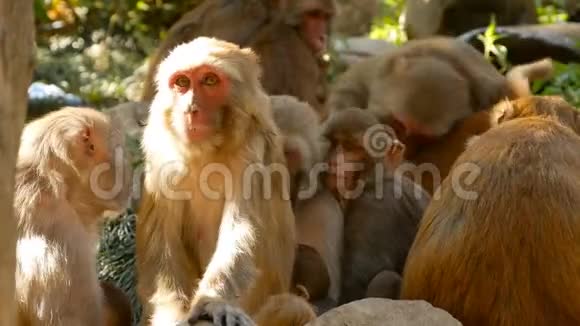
(137, 37), (314, 326)
(321, 108), (431, 304)
(14, 107), (132, 325)
(270, 95), (344, 313)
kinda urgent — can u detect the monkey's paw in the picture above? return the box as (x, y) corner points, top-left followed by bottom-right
(186, 300), (256, 326)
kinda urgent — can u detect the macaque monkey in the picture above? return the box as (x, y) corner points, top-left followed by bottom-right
(401, 116), (580, 325)
(14, 107), (131, 325)
(141, 0), (335, 117)
(137, 37), (314, 326)
(356, 55), (552, 194)
(270, 95), (343, 312)
(326, 38), (509, 129)
(404, 0), (538, 39)
(329, 38), (554, 142)
(321, 108), (431, 304)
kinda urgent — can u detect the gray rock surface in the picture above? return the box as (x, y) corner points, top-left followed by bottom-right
(307, 298), (462, 326)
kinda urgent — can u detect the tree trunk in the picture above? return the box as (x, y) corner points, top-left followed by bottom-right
(0, 1), (35, 324)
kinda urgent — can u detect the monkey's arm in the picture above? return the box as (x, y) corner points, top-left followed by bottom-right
(193, 200), (259, 304)
(136, 196), (197, 323)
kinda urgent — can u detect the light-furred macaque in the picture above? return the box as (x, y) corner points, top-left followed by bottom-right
(382, 56), (553, 143)
(14, 107), (131, 325)
(137, 37), (314, 326)
(270, 95), (343, 313)
(321, 108), (430, 304)
(327, 38), (553, 141)
(401, 116), (580, 326)
(383, 56), (554, 194)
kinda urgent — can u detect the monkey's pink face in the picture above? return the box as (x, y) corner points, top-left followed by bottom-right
(169, 65), (230, 143)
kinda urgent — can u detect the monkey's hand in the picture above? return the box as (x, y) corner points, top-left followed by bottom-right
(186, 297), (255, 326)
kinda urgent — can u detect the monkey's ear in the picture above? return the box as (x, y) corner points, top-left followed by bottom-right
(294, 284), (311, 301)
(491, 99), (514, 125)
(80, 126), (96, 156)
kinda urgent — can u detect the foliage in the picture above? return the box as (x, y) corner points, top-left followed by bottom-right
(33, 0), (202, 109)
(477, 17), (509, 73)
(97, 211), (142, 324)
(533, 62), (580, 107)
(369, 0), (407, 44)
(536, 1), (570, 24)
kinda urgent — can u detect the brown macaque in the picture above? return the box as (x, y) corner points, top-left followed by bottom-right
(270, 95), (343, 313)
(101, 281), (133, 326)
(489, 95), (580, 134)
(404, 0), (538, 39)
(14, 107), (131, 325)
(321, 108), (431, 304)
(137, 37), (314, 326)
(401, 117), (580, 326)
(141, 0), (335, 118)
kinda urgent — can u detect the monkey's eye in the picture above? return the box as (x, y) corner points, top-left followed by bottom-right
(174, 75), (191, 89)
(201, 73), (219, 86)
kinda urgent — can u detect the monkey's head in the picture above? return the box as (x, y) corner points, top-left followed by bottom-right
(284, 0), (336, 56)
(271, 95), (322, 176)
(322, 108), (402, 195)
(374, 55), (472, 140)
(148, 37), (270, 158)
(18, 107), (131, 215)
(491, 96), (580, 134)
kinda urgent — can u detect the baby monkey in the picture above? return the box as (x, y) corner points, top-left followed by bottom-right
(321, 108), (430, 304)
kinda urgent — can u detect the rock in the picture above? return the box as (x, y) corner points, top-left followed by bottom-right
(332, 37), (397, 65)
(458, 23), (580, 65)
(27, 81), (84, 119)
(308, 298), (462, 326)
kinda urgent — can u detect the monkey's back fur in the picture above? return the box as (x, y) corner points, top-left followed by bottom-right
(401, 117), (580, 326)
